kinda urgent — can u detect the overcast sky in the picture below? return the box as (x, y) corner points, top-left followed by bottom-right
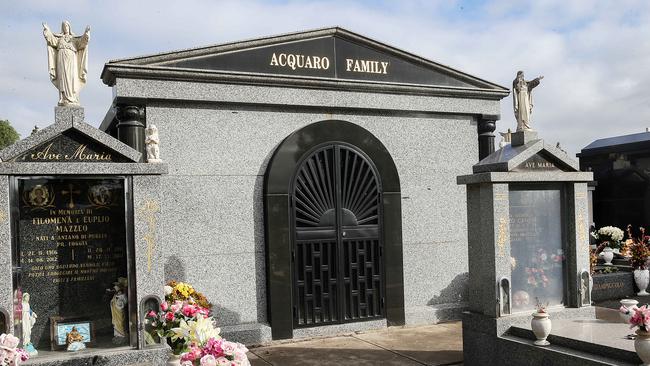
(1, 0), (649, 156)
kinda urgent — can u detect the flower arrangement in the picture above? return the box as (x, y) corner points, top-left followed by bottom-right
(631, 240), (650, 270)
(148, 281), (212, 354)
(591, 226), (624, 248)
(147, 298), (211, 354)
(0, 333), (29, 365)
(626, 304), (650, 332)
(524, 248), (564, 289)
(147, 281), (249, 365)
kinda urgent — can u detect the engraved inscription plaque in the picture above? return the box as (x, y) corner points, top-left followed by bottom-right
(12, 177), (128, 349)
(509, 187), (565, 312)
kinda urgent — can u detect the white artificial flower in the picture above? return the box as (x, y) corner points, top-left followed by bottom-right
(164, 285), (173, 296)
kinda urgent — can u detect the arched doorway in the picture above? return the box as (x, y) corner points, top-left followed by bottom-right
(264, 120), (404, 339)
(292, 143), (384, 327)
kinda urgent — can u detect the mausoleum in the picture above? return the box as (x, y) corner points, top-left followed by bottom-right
(97, 27), (510, 342)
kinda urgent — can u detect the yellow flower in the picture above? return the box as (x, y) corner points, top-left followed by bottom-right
(174, 283), (195, 299)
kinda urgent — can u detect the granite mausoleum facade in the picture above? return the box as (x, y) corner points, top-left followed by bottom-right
(99, 27), (509, 342)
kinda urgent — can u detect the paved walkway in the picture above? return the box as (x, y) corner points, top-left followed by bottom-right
(247, 322), (463, 366)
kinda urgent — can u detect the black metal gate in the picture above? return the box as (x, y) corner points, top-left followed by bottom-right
(291, 144), (384, 327)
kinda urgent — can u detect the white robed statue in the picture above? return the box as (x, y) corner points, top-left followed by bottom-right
(21, 293), (38, 356)
(42, 21), (90, 106)
(512, 71), (543, 131)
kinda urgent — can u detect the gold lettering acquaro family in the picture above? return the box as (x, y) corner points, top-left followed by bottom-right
(269, 53), (330, 70)
(29, 142), (112, 161)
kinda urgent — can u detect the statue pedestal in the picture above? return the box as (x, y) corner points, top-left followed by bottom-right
(511, 130), (539, 146)
(55, 106), (85, 124)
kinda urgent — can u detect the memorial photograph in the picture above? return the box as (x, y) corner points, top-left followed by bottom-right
(1, 1), (650, 365)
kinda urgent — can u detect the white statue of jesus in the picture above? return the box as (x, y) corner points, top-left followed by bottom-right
(43, 21), (90, 106)
(512, 71), (543, 131)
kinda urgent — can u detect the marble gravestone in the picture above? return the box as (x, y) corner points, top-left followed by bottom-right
(457, 130), (595, 365)
(0, 106), (169, 365)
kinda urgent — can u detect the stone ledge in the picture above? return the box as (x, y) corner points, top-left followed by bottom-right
(291, 319), (387, 340)
(23, 346), (168, 366)
(0, 162), (168, 175)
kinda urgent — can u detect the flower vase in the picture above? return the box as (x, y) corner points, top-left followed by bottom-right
(531, 312), (551, 346)
(620, 299), (639, 323)
(602, 247), (614, 265)
(635, 330), (650, 366)
(167, 353), (181, 366)
(635, 269), (650, 296)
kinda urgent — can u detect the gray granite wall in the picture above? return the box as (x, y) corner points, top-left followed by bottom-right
(146, 102), (481, 328)
(131, 175), (165, 341)
(0, 176), (12, 332)
(111, 77), (501, 338)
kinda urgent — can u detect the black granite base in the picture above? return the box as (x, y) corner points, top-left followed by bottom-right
(592, 271), (634, 302)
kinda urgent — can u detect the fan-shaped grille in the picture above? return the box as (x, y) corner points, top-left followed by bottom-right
(292, 144), (384, 327)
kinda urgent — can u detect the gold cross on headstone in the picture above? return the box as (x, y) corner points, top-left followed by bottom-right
(61, 184), (81, 208)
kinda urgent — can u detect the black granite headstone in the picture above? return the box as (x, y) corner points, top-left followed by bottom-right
(14, 177), (128, 349)
(591, 272), (634, 302)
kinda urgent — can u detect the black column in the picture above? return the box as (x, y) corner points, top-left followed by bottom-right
(478, 114), (499, 161)
(116, 105), (146, 162)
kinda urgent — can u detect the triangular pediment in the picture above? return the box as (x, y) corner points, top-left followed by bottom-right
(0, 119), (141, 163)
(473, 139), (579, 173)
(102, 27), (509, 96)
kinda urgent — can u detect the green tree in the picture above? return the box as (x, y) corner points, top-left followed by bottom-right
(0, 120), (20, 149)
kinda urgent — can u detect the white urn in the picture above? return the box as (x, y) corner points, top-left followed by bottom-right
(531, 312), (551, 346)
(602, 247), (614, 265)
(636, 330), (650, 366)
(635, 269), (650, 296)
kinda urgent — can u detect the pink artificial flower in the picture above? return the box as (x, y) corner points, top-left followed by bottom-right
(171, 301), (183, 313)
(221, 341), (238, 356)
(631, 305), (650, 330)
(183, 304), (198, 317)
(0, 333), (19, 348)
(147, 310), (157, 318)
(200, 354), (218, 366)
(181, 344), (202, 363)
(165, 311), (175, 322)
(215, 357), (230, 366)
(203, 337), (224, 357)
(17, 348), (30, 361)
(161, 301), (169, 312)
